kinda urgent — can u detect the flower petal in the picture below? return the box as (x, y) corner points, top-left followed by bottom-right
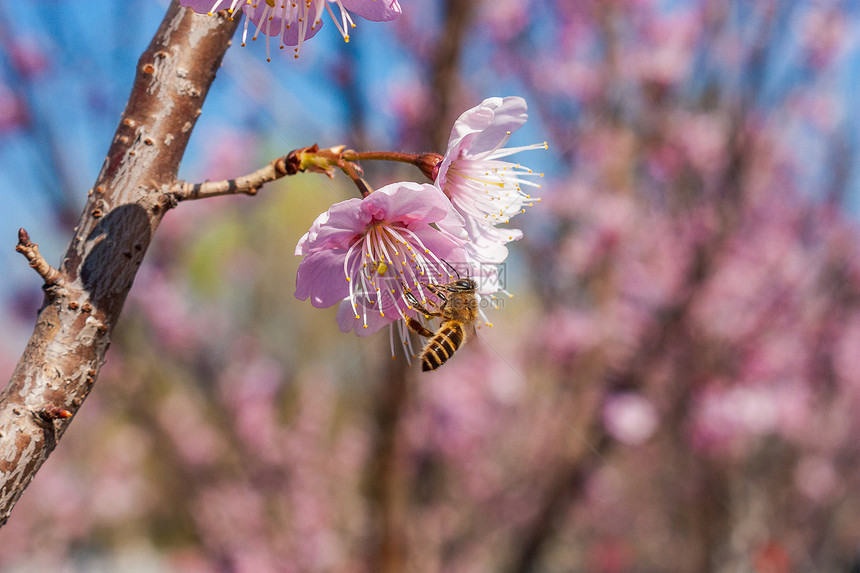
(434, 201), (468, 242)
(467, 96), (528, 159)
(296, 198), (369, 255)
(463, 217), (522, 264)
(472, 266), (504, 295)
(242, 1), (325, 44)
(362, 182), (451, 227)
(341, 0), (402, 21)
(277, 18), (324, 46)
(180, 0), (214, 12)
(181, 0), (244, 14)
(447, 96), (527, 159)
(295, 249), (351, 308)
(438, 97), (528, 191)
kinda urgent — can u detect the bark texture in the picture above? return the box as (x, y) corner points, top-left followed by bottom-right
(0, 2), (239, 527)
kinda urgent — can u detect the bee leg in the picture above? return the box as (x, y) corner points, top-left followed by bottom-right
(406, 317), (435, 339)
(413, 304), (442, 319)
(406, 289), (440, 309)
(405, 293), (443, 319)
(425, 283), (448, 302)
(404, 290), (421, 307)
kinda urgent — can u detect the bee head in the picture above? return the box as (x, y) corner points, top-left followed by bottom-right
(450, 278), (477, 292)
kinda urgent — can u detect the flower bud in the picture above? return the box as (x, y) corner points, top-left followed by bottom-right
(416, 153), (444, 182)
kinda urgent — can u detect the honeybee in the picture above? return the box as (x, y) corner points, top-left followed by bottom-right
(405, 278), (479, 371)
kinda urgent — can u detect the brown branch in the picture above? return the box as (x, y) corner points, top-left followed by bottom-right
(0, 1), (240, 527)
(170, 154), (291, 201)
(15, 228), (65, 289)
(339, 160), (373, 197)
(169, 144), (388, 202)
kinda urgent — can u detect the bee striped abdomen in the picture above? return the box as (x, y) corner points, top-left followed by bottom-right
(422, 322), (465, 371)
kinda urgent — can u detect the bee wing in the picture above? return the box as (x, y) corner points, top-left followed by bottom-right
(464, 322), (478, 342)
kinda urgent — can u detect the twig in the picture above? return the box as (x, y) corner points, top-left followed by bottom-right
(169, 145), (420, 202)
(168, 144), (384, 202)
(339, 160), (372, 198)
(15, 228), (64, 288)
(170, 155), (290, 201)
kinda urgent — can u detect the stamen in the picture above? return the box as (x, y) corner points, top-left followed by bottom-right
(324, 1), (350, 41)
(241, 9), (252, 45)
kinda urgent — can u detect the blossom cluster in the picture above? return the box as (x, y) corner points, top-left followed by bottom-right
(294, 97), (546, 356)
(181, 0), (401, 59)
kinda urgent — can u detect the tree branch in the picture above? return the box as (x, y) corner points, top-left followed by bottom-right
(15, 228), (65, 289)
(168, 144), (396, 202)
(170, 154), (291, 201)
(0, 2), (240, 527)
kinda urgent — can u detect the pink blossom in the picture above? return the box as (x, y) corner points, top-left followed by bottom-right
(436, 96), (546, 264)
(181, 0), (401, 59)
(603, 393), (659, 446)
(295, 182), (468, 339)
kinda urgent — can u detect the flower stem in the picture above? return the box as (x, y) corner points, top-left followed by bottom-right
(342, 151), (420, 164)
(339, 160), (373, 198)
(342, 151), (443, 181)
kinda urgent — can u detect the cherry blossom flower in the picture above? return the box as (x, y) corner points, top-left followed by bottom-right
(293, 100), (547, 344)
(181, 0), (402, 60)
(435, 96), (547, 263)
(295, 182), (468, 346)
